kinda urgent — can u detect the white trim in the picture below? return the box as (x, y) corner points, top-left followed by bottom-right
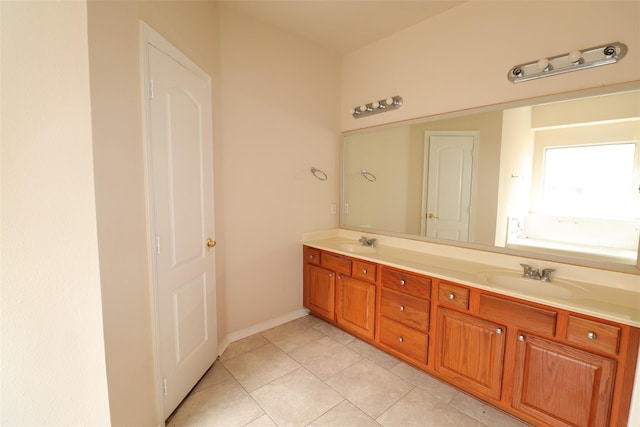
(217, 336), (230, 358)
(141, 23), (209, 81)
(226, 309), (310, 343)
(139, 20), (164, 425)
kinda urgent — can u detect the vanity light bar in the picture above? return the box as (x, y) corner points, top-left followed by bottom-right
(508, 42), (628, 83)
(351, 96), (403, 119)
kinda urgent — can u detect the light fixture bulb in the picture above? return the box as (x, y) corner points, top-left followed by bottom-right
(349, 108), (356, 115)
(372, 101), (380, 109)
(568, 50), (582, 64)
(537, 58), (551, 71)
(385, 97), (394, 106)
(359, 105), (367, 112)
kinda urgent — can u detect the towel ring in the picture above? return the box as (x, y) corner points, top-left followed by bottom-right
(361, 170), (377, 182)
(311, 167), (328, 181)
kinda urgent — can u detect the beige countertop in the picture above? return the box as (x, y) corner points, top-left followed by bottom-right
(304, 237), (640, 328)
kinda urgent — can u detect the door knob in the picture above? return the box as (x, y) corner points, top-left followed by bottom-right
(206, 238), (217, 250)
(428, 213), (439, 219)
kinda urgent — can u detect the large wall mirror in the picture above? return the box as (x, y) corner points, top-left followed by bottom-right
(342, 83), (640, 273)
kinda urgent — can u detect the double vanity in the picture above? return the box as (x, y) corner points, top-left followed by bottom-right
(302, 233), (640, 427)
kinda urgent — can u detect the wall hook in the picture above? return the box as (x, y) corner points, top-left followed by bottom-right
(310, 167), (328, 181)
(361, 170), (377, 182)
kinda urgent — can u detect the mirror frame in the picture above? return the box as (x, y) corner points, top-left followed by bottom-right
(340, 81), (640, 274)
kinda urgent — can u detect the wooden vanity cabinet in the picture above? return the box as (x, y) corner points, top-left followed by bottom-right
(305, 264), (335, 322)
(303, 246), (376, 340)
(336, 259), (377, 339)
(434, 282), (507, 401)
(377, 267), (431, 365)
(512, 332), (616, 427)
(302, 246), (640, 426)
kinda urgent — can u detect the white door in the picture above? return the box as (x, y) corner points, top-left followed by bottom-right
(143, 26), (217, 419)
(423, 133), (475, 241)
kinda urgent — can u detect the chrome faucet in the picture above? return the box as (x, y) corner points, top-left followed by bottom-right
(359, 236), (377, 247)
(520, 263), (555, 282)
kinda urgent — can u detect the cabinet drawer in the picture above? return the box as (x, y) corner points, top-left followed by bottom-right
(354, 260), (377, 283)
(380, 288), (430, 331)
(438, 282), (470, 311)
(381, 268), (431, 300)
(321, 252), (352, 276)
(304, 246), (321, 265)
(566, 315), (621, 355)
(379, 317), (428, 364)
(479, 294), (557, 337)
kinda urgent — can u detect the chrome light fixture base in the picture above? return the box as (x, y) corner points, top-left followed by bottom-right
(352, 96), (403, 119)
(508, 42), (627, 83)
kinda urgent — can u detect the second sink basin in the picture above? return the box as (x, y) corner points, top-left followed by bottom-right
(337, 242), (377, 254)
(478, 270), (587, 299)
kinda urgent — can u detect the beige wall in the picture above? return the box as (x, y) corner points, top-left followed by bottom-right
(0, 1), (111, 424)
(495, 106), (534, 245)
(87, 1), (219, 424)
(218, 6), (341, 335)
(342, 1), (640, 131)
(344, 126), (415, 233)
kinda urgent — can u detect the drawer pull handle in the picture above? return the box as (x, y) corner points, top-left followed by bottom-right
(496, 328), (503, 335)
(518, 335), (525, 342)
(587, 332), (597, 340)
(400, 279), (406, 286)
(398, 337), (404, 343)
(448, 293), (455, 300)
(362, 269), (367, 274)
(399, 305), (405, 311)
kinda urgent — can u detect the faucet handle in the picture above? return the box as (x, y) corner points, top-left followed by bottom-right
(541, 268), (555, 282)
(520, 263), (533, 277)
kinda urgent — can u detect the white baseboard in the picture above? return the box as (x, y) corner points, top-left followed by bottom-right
(217, 335), (230, 358)
(225, 308), (310, 344)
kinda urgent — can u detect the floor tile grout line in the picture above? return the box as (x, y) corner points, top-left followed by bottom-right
(301, 398), (348, 427)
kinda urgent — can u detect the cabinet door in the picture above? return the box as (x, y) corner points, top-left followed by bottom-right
(306, 264), (335, 321)
(512, 333), (616, 427)
(336, 275), (376, 340)
(435, 308), (506, 400)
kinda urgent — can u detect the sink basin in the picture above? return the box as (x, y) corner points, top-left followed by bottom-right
(478, 270), (587, 299)
(337, 243), (377, 254)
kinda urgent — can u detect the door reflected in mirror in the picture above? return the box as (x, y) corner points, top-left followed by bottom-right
(342, 86), (640, 270)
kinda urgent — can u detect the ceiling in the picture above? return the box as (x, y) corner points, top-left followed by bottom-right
(219, 0), (466, 54)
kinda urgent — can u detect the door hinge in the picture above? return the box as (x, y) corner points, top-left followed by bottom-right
(162, 377), (168, 396)
(149, 79), (155, 100)
(156, 236), (161, 254)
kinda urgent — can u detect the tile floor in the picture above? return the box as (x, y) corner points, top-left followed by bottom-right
(166, 315), (530, 427)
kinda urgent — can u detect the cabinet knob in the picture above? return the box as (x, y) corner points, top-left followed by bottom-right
(587, 332), (597, 340)
(309, 255), (314, 259)
(518, 335), (525, 342)
(362, 269), (367, 274)
(399, 305), (405, 311)
(496, 328), (503, 335)
(448, 293), (455, 300)
(398, 337), (404, 343)
(400, 279), (406, 286)
(329, 273), (333, 278)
